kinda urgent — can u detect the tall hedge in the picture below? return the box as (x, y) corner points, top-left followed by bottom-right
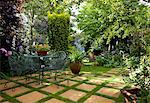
(48, 13), (70, 51)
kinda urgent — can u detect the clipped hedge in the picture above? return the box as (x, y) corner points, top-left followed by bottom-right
(48, 12), (70, 51)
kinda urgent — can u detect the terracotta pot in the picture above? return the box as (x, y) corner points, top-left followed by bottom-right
(70, 62), (81, 75)
(37, 51), (48, 56)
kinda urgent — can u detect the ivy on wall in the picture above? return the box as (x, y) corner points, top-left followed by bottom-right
(48, 12), (70, 51)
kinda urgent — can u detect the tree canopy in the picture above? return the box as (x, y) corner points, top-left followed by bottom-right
(77, 0), (150, 53)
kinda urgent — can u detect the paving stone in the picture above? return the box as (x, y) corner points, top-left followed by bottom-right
(46, 78), (64, 82)
(71, 76), (87, 81)
(60, 89), (86, 102)
(101, 73), (115, 77)
(0, 96), (3, 101)
(55, 78), (64, 82)
(17, 79), (35, 84)
(16, 91), (46, 103)
(0, 79), (8, 84)
(31, 73), (39, 77)
(46, 78), (55, 82)
(107, 69), (118, 73)
(62, 71), (74, 78)
(28, 82), (44, 88)
(110, 77), (124, 83)
(1, 101), (11, 103)
(76, 83), (96, 91)
(97, 76), (112, 81)
(11, 76), (24, 80)
(106, 71), (118, 75)
(88, 78), (105, 85)
(41, 84), (64, 94)
(97, 87), (120, 98)
(44, 71), (51, 75)
(81, 73), (93, 77)
(60, 75), (74, 79)
(60, 80), (77, 86)
(4, 86), (30, 96)
(44, 98), (65, 103)
(0, 82), (17, 91)
(106, 82), (125, 89)
(84, 95), (115, 103)
(43, 75), (51, 79)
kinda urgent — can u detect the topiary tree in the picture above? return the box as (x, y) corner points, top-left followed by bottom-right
(47, 12), (70, 51)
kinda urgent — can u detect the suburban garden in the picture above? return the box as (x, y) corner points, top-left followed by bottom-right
(0, 0), (150, 103)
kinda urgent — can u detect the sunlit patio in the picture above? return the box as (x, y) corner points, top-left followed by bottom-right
(0, 0), (150, 103)
(0, 68), (127, 103)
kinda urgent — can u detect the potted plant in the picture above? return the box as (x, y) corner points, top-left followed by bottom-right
(69, 47), (85, 75)
(33, 44), (50, 56)
(122, 56), (150, 103)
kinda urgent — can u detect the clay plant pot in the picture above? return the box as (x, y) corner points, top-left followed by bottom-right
(70, 62), (82, 75)
(37, 51), (48, 56)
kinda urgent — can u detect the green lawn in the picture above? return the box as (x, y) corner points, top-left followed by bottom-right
(80, 66), (112, 74)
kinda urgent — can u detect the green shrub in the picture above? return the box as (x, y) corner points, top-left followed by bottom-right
(96, 56), (105, 66)
(47, 12), (70, 51)
(96, 52), (123, 68)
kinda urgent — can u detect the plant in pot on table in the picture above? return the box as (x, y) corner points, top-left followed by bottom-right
(69, 47), (85, 75)
(36, 44), (50, 56)
(30, 34), (50, 56)
(31, 44), (50, 56)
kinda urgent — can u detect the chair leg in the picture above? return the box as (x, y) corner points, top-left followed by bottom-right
(42, 70), (44, 79)
(25, 76), (28, 81)
(49, 71), (52, 79)
(54, 72), (57, 81)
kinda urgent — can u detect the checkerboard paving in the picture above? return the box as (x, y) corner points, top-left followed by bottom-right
(0, 69), (126, 103)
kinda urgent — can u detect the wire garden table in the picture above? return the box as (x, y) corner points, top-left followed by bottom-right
(24, 54), (52, 84)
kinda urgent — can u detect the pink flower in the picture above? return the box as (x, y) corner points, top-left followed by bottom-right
(7, 51), (12, 56)
(0, 48), (7, 54)
(0, 48), (12, 56)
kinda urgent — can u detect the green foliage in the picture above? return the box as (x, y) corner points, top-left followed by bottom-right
(124, 56), (140, 69)
(24, 0), (84, 16)
(47, 12), (70, 51)
(123, 55), (150, 96)
(77, 0), (150, 54)
(24, 0), (50, 18)
(68, 46), (85, 63)
(96, 56), (105, 66)
(96, 52), (123, 68)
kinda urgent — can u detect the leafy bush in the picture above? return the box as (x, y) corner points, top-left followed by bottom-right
(47, 12), (70, 51)
(77, 0), (150, 56)
(68, 46), (85, 63)
(96, 56), (105, 66)
(0, 0), (23, 73)
(123, 56), (150, 97)
(96, 52), (123, 67)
